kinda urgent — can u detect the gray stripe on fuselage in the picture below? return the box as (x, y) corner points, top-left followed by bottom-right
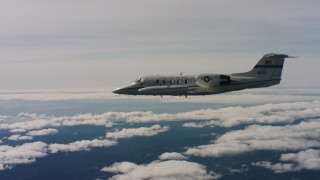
(225, 79), (280, 86)
(254, 65), (283, 69)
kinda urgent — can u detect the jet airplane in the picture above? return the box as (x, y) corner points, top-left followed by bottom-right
(113, 53), (295, 97)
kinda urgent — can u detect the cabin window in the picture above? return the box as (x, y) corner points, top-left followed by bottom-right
(156, 80), (159, 84)
(170, 80), (174, 84)
(185, 79), (189, 84)
(177, 79), (181, 84)
(162, 80), (166, 84)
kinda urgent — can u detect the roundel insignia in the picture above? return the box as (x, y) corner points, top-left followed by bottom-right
(203, 76), (210, 82)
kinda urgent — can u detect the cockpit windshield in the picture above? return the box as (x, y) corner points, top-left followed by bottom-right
(134, 77), (142, 83)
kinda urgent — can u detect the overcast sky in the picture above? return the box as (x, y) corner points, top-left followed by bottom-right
(0, 0), (319, 89)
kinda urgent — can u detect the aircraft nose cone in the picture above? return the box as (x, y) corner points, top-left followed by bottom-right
(113, 88), (121, 94)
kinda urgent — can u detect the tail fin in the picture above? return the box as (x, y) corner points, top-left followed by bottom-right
(233, 53), (294, 79)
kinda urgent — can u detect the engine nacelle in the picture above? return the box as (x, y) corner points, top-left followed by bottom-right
(195, 74), (231, 88)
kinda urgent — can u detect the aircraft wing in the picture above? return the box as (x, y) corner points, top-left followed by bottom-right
(138, 85), (189, 95)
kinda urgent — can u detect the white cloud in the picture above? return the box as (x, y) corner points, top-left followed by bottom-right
(9, 129), (28, 133)
(50, 113), (114, 127)
(0, 141), (47, 171)
(131, 101), (320, 125)
(106, 125), (169, 139)
(185, 120), (320, 157)
(182, 101), (320, 128)
(110, 101), (320, 128)
(280, 149), (320, 170)
(227, 164), (249, 174)
(0, 138), (118, 171)
(26, 128), (59, 136)
(48, 139), (117, 153)
(1, 119), (55, 133)
(0, 115), (11, 122)
(18, 112), (48, 119)
(8, 134), (33, 141)
(183, 122), (212, 128)
(1, 101), (320, 134)
(253, 149), (320, 173)
(101, 160), (221, 180)
(0, 112), (114, 133)
(159, 152), (188, 161)
(252, 161), (297, 173)
(102, 161), (138, 174)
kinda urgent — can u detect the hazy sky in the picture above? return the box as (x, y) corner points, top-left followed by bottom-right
(1, 0), (319, 89)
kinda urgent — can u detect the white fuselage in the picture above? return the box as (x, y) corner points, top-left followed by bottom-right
(113, 74), (280, 96)
(113, 53), (291, 96)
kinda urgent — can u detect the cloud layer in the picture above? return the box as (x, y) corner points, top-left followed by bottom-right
(253, 149), (320, 173)
(186, 120), (320, 157)
(109, 101), (320, 128)
(102, 160), (221, 180)
(2, 99), (320, 174)
(106, 125), (169, 139)
(0, 112), (113, 133)
(1, 125), (171, 170)
(159, 152), (188, 161)
(26, 128), (59, 136)
(7, 134), (33, 141)
(48, 139), (117, 153)
(1, 101), (320, 134)
(0, 138), (118, 171)
(0, 141), (47, 171)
